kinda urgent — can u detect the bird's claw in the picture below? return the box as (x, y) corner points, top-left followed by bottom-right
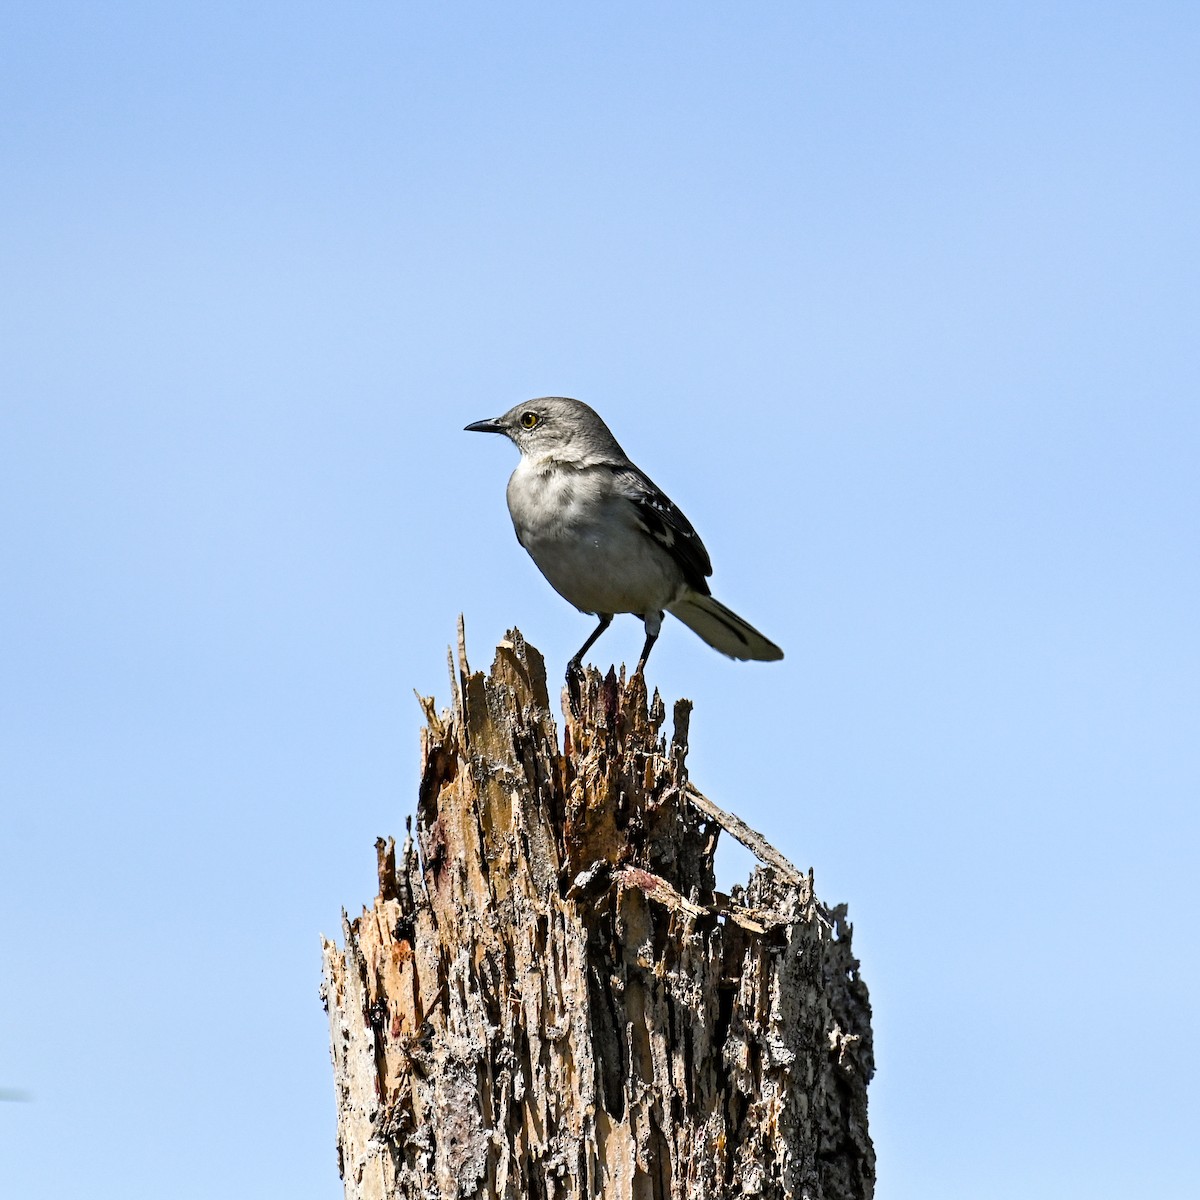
(566, 659), (584, 718)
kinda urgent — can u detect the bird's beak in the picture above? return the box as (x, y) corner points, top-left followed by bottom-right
(464, 417), (505, 434)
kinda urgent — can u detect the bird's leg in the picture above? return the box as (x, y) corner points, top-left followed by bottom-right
(566, 614), (613, 713)
(634, 630), (659, 676)
(634, 611), (663, 677)
(568, 614), (614, 674)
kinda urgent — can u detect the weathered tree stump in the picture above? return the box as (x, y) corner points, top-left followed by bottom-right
(321, 627), (874, 1199)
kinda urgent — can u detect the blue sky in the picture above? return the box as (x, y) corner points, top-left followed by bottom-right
(2, 4), (1197, 1197)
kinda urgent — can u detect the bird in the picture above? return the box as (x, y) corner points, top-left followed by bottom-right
(465, 397), (783, 686)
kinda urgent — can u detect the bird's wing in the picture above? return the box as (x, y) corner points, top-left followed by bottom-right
(612, 464), (713, 594)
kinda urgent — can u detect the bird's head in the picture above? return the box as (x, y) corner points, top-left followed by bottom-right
(465, 396), (624, 464)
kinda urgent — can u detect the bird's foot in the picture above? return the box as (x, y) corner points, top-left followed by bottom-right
(565, 659), (584, 718)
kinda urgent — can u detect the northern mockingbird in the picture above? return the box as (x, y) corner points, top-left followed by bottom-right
(465, 397), (783, 682)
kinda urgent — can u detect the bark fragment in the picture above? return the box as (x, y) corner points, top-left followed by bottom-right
(321, 628), (874, 1199)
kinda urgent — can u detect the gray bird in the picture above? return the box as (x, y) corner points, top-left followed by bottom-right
(465, 397), (783, 682)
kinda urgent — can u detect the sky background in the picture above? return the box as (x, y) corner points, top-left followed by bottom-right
(2, 3), (1197, 1197)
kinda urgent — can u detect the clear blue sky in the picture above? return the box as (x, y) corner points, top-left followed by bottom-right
(2, 4), (1197, 1197)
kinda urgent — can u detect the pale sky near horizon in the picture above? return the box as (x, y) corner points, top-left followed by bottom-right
(2, 4), (1198, 1198)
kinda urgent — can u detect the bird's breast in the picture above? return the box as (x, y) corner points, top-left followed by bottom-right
(507, 461), (603, 548)
(505, 461), (683, 616)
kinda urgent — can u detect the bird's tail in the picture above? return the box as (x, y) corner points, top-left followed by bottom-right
(667, 591), (784, 662)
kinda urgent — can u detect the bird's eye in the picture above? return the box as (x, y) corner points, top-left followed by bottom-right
(520, 411), (540, 429)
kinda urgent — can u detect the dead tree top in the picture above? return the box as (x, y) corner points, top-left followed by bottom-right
(322, 626), (874, 1200)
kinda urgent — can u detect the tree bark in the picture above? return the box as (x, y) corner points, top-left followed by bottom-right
(321, 626), (874, 1200)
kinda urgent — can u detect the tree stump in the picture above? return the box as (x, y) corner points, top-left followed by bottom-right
(321, 627), (874, 1199)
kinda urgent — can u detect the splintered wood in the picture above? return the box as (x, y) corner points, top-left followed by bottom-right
(321, 630), (874, 1200)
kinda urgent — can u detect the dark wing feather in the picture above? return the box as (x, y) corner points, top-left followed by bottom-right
(612, 464), (713, 595)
